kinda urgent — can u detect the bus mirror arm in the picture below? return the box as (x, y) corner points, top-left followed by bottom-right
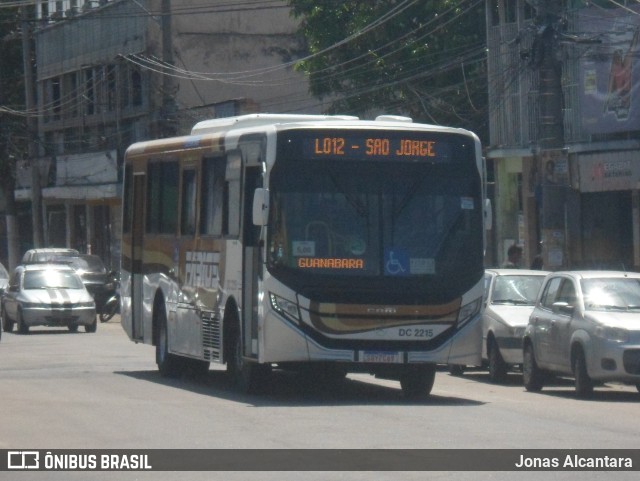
(253, 187), (270, 226)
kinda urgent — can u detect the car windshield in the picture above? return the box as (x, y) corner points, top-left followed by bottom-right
(66, 256), (106, 273)
(491, 275), (545, 305)
(23, 270), (84, 290)
(34, 252), (75, 263)
(582, 278), (640, 312)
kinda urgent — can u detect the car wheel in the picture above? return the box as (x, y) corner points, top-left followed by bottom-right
(155, 302), (184, 377)
(573, 348), (594, 399)
(2, 306), (13, 332)
(448, 364), (466, 376)
(85, 317), (97, 333)
(636, 383), (640, 394)
(68, 324), (79, 333)
(523, 342), (543, 392)
(2, 306), (14, 332)
(17, 308), (29, 334)
(488, 338), (508, 383)
(399, 364), (436, 400)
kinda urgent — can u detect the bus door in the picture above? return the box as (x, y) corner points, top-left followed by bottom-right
(238, 138), (265, 360)
(130, 171), (146, 341)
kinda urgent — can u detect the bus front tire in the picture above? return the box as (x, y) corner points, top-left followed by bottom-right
(399, 364), (436, 400)
(228, 330), (269, 394)
(156, 304), (184, 377)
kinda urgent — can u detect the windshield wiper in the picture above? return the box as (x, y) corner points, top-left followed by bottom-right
(493, 299), (533, 305)
(588, 304), (627, 311)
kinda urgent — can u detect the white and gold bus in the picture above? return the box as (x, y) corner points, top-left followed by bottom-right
(121, 113), (488, 398)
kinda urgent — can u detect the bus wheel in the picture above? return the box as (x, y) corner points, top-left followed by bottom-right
(399, 364), (436, 400)
(228, 330), (269, 394)
(156, 303), (183, 377)
(448, 364), (465, 377)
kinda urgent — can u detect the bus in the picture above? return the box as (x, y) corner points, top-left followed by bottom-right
(121, 113), (488, 398)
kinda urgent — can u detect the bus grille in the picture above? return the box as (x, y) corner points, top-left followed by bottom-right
(202, 311), (222, 361)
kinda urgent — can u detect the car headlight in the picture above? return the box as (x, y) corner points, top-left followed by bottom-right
(21, 302), (46, 308)
(595, 326), (629, 343)
(512, 326), (526, 338)
(270, 293), (301, 323)
(457, 297), (482, 329)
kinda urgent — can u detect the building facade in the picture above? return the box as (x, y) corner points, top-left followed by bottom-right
(486, 0), (640, 271)
(15, 0), (316, 269)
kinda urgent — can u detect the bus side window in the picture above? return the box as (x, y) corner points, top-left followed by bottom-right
(147, 160), (178, 234)
(181, 169), (197, 236)
(200, 155), (225, 236)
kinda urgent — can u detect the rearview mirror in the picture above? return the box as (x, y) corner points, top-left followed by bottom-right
(552, 301), (574, 315)
(252, 188), (270, 226)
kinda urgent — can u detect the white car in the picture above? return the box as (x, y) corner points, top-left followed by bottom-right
(449, 268), (548, 380)
(523, 271), (640, 398)
(481, 269), (549, 381)
(2, 264), (97, 334)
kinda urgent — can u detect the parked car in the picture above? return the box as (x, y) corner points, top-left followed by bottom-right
(480, 269), (549, 381)
(1, 264), (97, 334)
(21, 248), (80, 265)
(0, 261), (8, 295)
(52, 254), (116, 313)
(449, 268), (548, 380)
(523, 270), (640, 398)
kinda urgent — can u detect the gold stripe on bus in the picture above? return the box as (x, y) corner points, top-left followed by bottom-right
(126, 134), (223, 159)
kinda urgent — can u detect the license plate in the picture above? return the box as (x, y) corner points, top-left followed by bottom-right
(361, 351), (403, 363)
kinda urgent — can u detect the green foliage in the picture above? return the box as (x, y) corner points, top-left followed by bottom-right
(289, 0), (488, 140)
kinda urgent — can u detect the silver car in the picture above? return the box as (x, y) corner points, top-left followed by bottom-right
(1, 264), (97, 334)
(523, 271), (640, 398)
(481, 269), (548, 382)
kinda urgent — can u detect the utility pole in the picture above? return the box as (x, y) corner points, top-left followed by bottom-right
(161, 0), (177, 136)
(529, 0), (569, 268)
(21, 6), (43, 247)
(0, 35), (19, 270)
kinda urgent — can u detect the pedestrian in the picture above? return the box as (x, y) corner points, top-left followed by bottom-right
(502, 244), (523, 269)
(530, 254), (543, 270)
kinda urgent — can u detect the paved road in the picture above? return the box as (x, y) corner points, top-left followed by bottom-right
(0, 317), (638, 481)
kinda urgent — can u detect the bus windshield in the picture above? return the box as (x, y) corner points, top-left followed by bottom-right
(268, 134), (483, 297)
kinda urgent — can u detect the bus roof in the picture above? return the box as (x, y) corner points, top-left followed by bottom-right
(126, 114), (479, 159)
(191, 114), (360, 135)
(190, 113), (475, 138)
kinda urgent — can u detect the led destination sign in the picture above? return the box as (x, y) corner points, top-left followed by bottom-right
(313, 137), (437, 158)
(283, 129), (462, 164)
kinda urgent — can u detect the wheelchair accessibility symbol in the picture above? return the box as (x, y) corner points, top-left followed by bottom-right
(384, 248), (409, 276)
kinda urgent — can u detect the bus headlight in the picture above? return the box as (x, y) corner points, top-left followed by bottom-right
(270, 293), (301, 323)
(457, 297), (482, 329)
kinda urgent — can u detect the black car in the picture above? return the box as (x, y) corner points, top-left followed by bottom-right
(53, 254), (116, 313)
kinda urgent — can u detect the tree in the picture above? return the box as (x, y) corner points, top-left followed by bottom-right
(0, 3), (28, 270)
(288, 0), (488, 140)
